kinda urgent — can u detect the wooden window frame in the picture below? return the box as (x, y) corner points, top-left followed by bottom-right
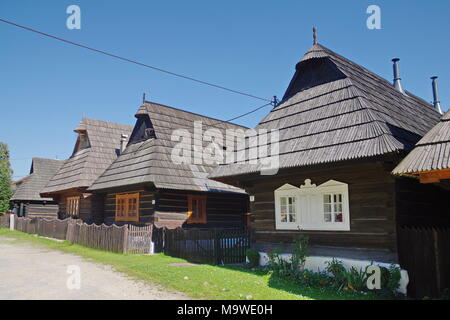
(187, 195), (207, 224)
(115, 193), (140, 222)
(66, 196), (80, 218)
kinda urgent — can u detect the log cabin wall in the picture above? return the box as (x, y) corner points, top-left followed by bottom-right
(26, 202), (59, 219)
(56, 191), (104, 224)
(155, 189), (248, 229)
(395, 177), (450, 227)
(243, 161), (398, 255)
(103, 189), (155, 225)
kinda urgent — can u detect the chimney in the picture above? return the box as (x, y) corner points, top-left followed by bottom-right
(392, 58), (405, 94)
(120, 134), (128, 153)
(431, 76), (444, 115)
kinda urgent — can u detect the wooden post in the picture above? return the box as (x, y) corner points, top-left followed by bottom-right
(9, 214), (14, 230)
(123, 224), (129, 254)
(433, 228), (441, 295)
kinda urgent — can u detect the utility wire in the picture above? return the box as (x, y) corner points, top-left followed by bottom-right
(0, 18), (272, 103)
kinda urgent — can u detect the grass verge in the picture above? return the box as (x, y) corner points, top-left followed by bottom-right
(0, 228), (386, 300)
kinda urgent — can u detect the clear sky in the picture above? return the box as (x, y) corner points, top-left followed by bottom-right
(1, 0), (449, 180)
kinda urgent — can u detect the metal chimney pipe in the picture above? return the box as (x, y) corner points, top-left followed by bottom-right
(392, 58), (405, 94)
(120, 134), (128, 153)
(431, 76), (443, 115)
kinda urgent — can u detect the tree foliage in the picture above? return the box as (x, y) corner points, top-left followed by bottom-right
(0, 142), (13, 213)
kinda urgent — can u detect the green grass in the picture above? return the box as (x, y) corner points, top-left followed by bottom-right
(0, 228), (386, 300)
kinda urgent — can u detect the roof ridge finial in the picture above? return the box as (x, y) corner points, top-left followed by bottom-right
(313, 27), (318, 45)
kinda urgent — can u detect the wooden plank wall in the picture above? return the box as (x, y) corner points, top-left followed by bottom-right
(155, 190), (248, 229)
(103, 189), (155, 225)
(57, 192), (104, 224)
(395, 177), (450, 227)
(244, 161), (398, 253)
(25, 203), (58, 219)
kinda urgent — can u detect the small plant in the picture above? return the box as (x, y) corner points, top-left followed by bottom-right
(379, 264), (402, 296)
(291, 236), (309, 270)
(245, 248), (260, 267)
(345, 266), (368, 291)
(266, 236), (310, 278)
(296, 269), (334, 288)
(325, 258), (347, 289)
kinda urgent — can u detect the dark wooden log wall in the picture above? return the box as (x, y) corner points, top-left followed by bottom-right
(56, 191), (104, 224)
(242, 161), (398, 254)
(103, 189), (155, 225)
(155, 190), (248, 229)
(25, 202), (58, 219)
(395, 177), (450, 227)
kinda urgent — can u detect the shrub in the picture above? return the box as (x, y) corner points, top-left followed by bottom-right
(245, 249), (260, 267)
(266, 236), (310, 278)
(291, 236), (309, 270)
(325, 258), (347, 289)
(379, 264), (402, 296)
(345, 266), (368, 291)
(296, 269), (334, 288)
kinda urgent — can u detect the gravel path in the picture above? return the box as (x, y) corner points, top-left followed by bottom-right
(0, 236), (188, 300)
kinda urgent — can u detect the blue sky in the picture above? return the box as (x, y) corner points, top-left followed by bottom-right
(1, 0), (449, 179)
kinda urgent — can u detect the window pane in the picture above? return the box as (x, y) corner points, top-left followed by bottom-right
(281, 213), (287, 222)
(334, 203), (343, 213)
(335, 213), (343, 222)
(324, 204), (331, 213)
(280, 197), (287, 206)
(281, 205), (287, 214)
(324, 213), (332, 222)
(323, 194), (331, 203)
(289, 203), (295, 213)
(289, 213), (296, 223)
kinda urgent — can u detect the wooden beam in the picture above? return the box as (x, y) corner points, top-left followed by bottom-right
(419, 169), (450, 184)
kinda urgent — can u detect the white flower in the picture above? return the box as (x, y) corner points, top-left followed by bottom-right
(183, 276), (189, 280)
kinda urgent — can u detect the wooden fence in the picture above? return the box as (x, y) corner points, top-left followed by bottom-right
(11, 216), (153, 254)
(0, 213), (10, 228)
(163, 228), (250, 265)
(398, 226), (450, 298)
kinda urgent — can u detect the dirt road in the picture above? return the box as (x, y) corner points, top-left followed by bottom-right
(0, 236), (188, 300)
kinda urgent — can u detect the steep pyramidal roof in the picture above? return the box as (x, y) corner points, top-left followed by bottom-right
(210, 43), (441, 179)
(41, 118), (133, 195)
(89, 102), (247, 193)
(11, 158), (65, 201)
(393, 109), (450, 175)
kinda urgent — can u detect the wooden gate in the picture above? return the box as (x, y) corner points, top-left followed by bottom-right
(126, 224), (153, 254)
(163, 228), (250, 265)
(398, 226), (450, 298)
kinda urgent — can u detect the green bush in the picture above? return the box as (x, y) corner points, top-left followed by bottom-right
(245, 248), (260, 267)
(379, 264), (402, 296)
(266, 236), (309, 278)
(345, 266), (368, 291)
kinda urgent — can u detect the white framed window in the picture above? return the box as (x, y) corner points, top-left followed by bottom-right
(274, 184), (300, 230)
(274, 179), (350, 231)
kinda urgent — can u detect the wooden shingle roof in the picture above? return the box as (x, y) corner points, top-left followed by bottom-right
(11, 158), (65, 201)
(393, 110), (450, 175)
(209, 43), (441, 179)
(41, 118), (133, 195)
(88, 102), (247, 193)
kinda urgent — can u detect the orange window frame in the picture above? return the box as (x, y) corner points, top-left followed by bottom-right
(115, 193), (140, 222)
(187, 195), (207, 224)
(66, 196), (80, 217)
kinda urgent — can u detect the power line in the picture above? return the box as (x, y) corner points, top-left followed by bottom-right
(0, 18), (272, 103)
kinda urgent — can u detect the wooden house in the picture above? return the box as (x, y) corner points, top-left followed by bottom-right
(393, 109), (450, 184)
(88, 102), (249, 228)
(209, 41), (450, 267)
(40, 118), (133, 223)
(10, 158), (64, 218)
